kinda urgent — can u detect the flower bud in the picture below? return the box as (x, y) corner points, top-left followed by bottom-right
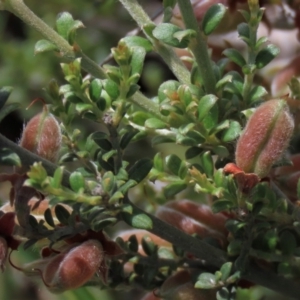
(235, 99), (294, 178)
(43, 240), (104, 293)
(19, 110), (61, 163)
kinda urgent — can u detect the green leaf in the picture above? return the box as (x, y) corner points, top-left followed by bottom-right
(109, 191), (124, 204)
(69, 171), (85, 193)
(102, 149), (117, 162)
(173, 29), (196, 43)
(27, 162), (48, 183)
(217, 287), (231, 300)
(255, 36), (268, 50)
(153, 152), (164, 172)
(126, 84), (140, 98)
(202, 103), (219, 132)
(202, 4), (227, 35)
(239, 9), (250, 22)
(158, 80), (180, 102)
(255, 44), (280, 69)
(89, 79), (102, 102)
(145, 118), (168, 129)
(128, 235), (139, 253)
(51, 167), (64, 188)
(121, 36), (153, 52)
(237, 23), (250, 40)
(248, 85), (267, 103)
(105, 65), (121, 84)
(130, 47), (146, 76)
(75, 103), (93, 114)
(55, 204), (70, 225)
(142, 236), (157, 256)
(221, 121), (241, 142)
(83, 112), (97, 121)
(132, 214), (153, 230)
(220, 262), (233, 282)
(190, 167), (222, 197)
(56, 12), (84, 43)
(186, 130), (205, 144)
(241, 108), (256, 119)
(213, 145), (229, 158)
(227, 239), (242, 256)
(120, 130), (138, 150)
(91, 132), (112, 151)
(92, 217), (117, 231)
(163, 181), (187, 198)
(152, 23), (191, 48)
(152, 135), (175, 145)
(34, 39), (58, 54)
(166, 154), (182, 176)
(118, 179), (137, 195)
(103, 79), (120, 100)
(223, 48), (246, 67)
(185, 147), (203, 159)
(123, 213), (153, 230)
(102, 171), (115, 193)
(0, 148), (21, 167)
(0, 86), (13, 111)
(195, 273), (216, 289)
(200, 151), (214, 178)
(44, 208), (55, 227)
(198, 94), (218, 122)
(212, 199), (233, 213)
(128, 158), (153, 183)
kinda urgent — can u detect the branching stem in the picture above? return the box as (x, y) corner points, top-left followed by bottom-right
(118, 0), (190, 84)
(176, 0), (216, 94)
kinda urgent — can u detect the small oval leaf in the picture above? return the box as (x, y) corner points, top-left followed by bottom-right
(202, 4), (227, 35)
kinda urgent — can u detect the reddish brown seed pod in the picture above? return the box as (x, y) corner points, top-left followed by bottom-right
(156, 206), (227, 248)
(164, 200), (228, 236)
(43, 240), (104, 293)
(235, 99), (294, 178)
(19, 109), (61, 163)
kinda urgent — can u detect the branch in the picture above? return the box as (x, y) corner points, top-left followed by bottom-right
(123, 196), (228, 269)
(1, 133), (300, 297)
(0, 133), (70, 187)
(176, 0), (216, 94)
(118, 0), (190, 85)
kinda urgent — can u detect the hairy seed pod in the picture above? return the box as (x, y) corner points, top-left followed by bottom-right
(19, 110), (61, 163)
(235, 99), (294, 178)
(43, 240), (104, 293)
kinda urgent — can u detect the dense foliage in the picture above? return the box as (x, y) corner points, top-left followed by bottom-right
(1, 0), (300, 299)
